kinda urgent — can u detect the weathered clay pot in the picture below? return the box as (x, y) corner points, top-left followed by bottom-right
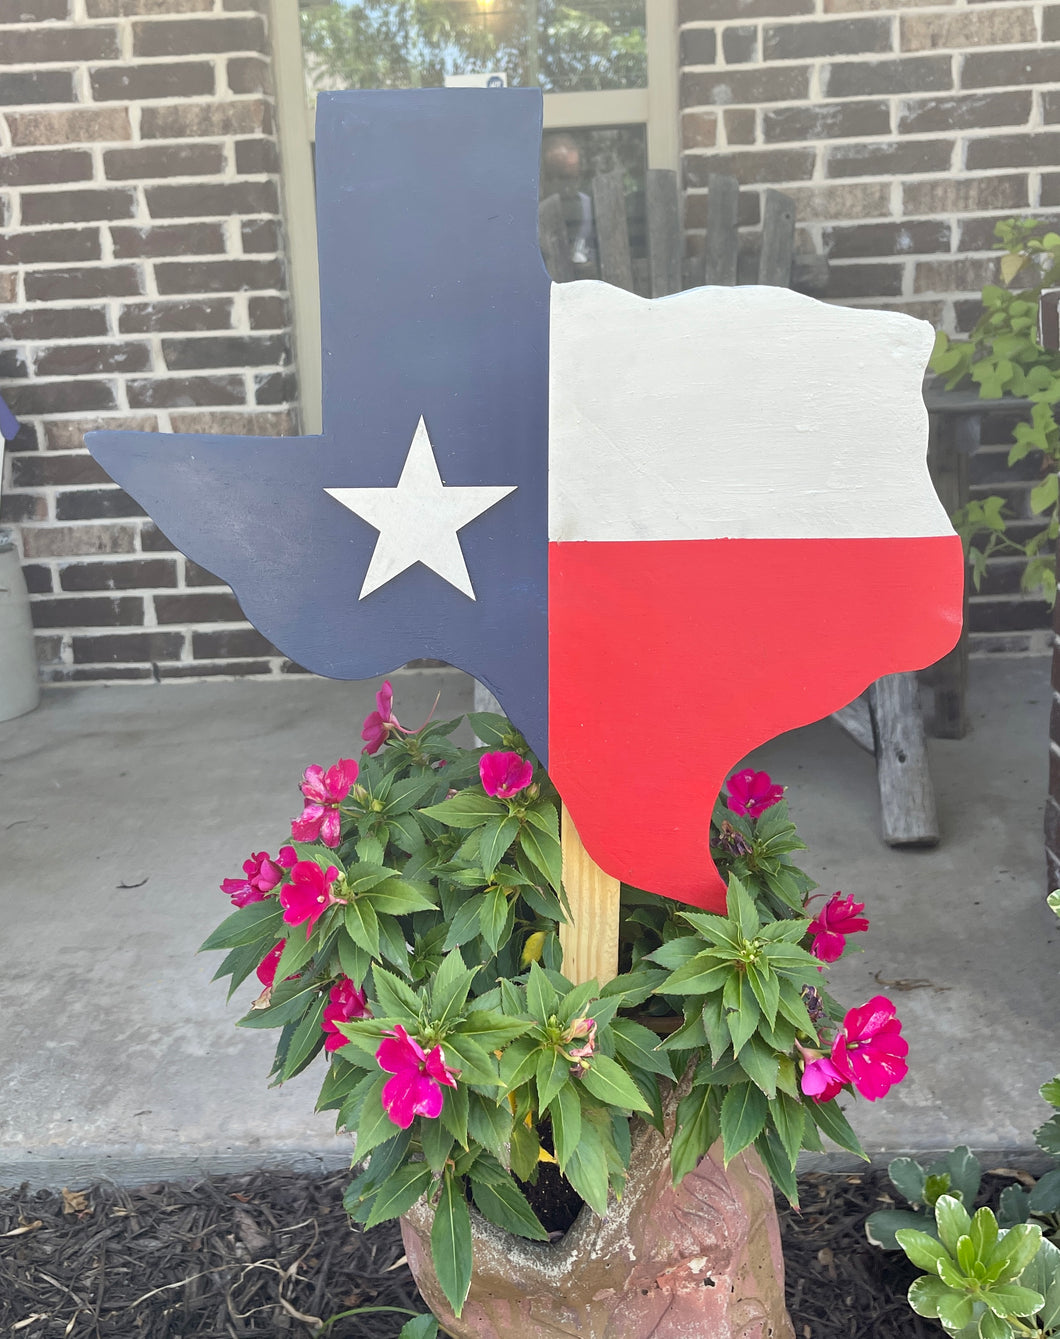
(400, 1083), (795, 1339)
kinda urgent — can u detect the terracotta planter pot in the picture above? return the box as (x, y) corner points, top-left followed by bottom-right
(400, 1084), (794, 1339)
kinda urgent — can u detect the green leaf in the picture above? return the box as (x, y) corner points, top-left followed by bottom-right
(1036, 1114), (1060, 1157)
(199, 899), (283, 952)
(337, 930), (371, 985)
(525, 960), (559, 1021)
(907, 1275), (950, 1319)
(344, 862), (397, 895)
(725, 875), (760, 940)
(364, 1162), (433, 1229)
(1031, 471), (1059, 516)
(768, 1091), (805, 1170)
(978, 1307), (1014, 1339)
(661, 955), (734, 996)
(453, 1008), (532, 1052)
(438, 1080), (469, 1147)
(536, 1047), (569, 1112)
(371, 965), (423, 1021)
(889, 1155), (928, 1206)
(936, 1195), (973, 1256)
(578, 1054), (652, 1113)
(432, 1170), (473, 1317)
(936, 1293), (975, 1332)
(723, 973), (760, 1056)
(867, 1210), (936, 1252)
(509, 1119), (541, 1182)
(746, 962), (780, 1029)
(736, 1035), (779, 1100)
(365, 877), (438, 916)
(380, 774), (438, 816)
(562, 1117), (610, 1217)
(983, 1284), (1045, 1320)
(672, 1086), (718, 1185)
(518, 823), (563, 893)
(942, 1147), (983, 1208)
(430, 948), (477, 1024)
(421, 1114), (456, 1174)
(550, 1081), (582, 1172)
(755, 1127), (799, 1209)
(421, 791), (504, 828)
(809, 1097), (867, 1159)
(345, 899), (381, 958)
(610, 1017), (674, 1079)
(352, 1074), (406, 1159)
(470, 1171), (549, 1240)
(479, 884), (510, 953)
(467, 711), (511, 745)
(720, 1083), (768, 1164)
(1040, 1075), (1060, 1108)
(479, 815), (520, 879)
(398, 1315), (438, 1339)
(280, 993), (328, 1080)
(443, 893), (486, 951)
(990, 1221), (1043, 1282)
(1028, 1167), (1060, 1213)
(466, 1092), (513, 1161)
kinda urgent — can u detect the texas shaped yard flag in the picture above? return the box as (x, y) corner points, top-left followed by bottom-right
(87, 89), (963, 911)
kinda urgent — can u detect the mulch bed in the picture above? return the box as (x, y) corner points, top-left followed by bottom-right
(0, 1165), (1013, 1338)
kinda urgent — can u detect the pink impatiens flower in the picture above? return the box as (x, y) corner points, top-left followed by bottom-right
(279, 861), (342, 933)
(799, 1051), (847, 1103)
(375, 1024), (459, 1129)
(221, 851), (283, 907)
(808, 892), (870, 964)
(291, 759), (359, 848)
(830, 995), (908, 1102)
(361, 681), (403, 755)
(479, 751), (533, 799)
(321, 977), (372, 1052)
(256, 939), (286, 987)
(726, 768), (784, 819)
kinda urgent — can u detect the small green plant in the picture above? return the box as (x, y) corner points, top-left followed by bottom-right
(931, 219), (1060, 606)
(897, 1194), (1060, 1338)
(866, 1146), (983, 1249)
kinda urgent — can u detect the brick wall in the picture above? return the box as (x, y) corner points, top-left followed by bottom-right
(679, 0), (1060, 654)
(0, 0), (300, 683)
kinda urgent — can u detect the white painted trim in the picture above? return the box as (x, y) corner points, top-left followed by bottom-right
(269, 0), (322, 435)
(645, 0), (679, 171)
(542, 88), (649, 130)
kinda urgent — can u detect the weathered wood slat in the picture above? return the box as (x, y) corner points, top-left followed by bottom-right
(559, 805), (620, 985)
(591, 169), (634, 293)
(832, 696), (874, 754)
(758, 188), (796, 287)
(538, 192), (574, 284)
(703, 172), (739, 286)
(646, 168), (682, 297)
(869, 673), (939, 847)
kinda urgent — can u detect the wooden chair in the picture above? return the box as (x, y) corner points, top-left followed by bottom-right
(537, 169), (943, 849)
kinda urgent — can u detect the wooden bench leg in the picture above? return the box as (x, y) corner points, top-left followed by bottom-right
(869, 672), (940, 847)
(926, 410), (976, 739)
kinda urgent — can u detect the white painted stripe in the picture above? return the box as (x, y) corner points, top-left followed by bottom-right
(547, 281), (951, 543)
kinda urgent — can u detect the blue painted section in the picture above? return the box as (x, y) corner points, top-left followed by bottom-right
(88, 90), (551, 759)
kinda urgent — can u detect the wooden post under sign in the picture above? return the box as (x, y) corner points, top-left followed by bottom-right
(559, 805), (620, 986)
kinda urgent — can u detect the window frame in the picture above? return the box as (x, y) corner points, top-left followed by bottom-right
(269, 0), (678, 434)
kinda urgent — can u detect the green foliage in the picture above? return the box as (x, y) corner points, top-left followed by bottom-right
(931, 219), (1060, 606)
(897, 1196), (1055, 1339)
(866, 1148), (983, 1250)
(202, 687), (894, 1319)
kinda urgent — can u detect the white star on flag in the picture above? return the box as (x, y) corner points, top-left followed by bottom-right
(325, 416), (516, 600)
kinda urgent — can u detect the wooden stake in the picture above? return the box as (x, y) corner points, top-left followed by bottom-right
(559, 804), (620, 986)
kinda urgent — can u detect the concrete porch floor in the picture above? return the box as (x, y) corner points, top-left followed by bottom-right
(0, 657), (1055, 1187)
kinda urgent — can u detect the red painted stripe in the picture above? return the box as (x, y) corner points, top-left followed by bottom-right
(548, 535), (964, 911)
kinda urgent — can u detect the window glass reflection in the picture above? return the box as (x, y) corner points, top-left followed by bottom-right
(300, 1), (647, 95)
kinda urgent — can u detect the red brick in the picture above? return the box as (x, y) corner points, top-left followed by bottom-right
(24, 265), (144, 302)
(59, 557), (179, 590)
(110, 222), (227, 259)
(88, 0), (211, 13)
(684, 146), (815, 188)
(21, 524), (137, 557)
(899, 91), (1033, 134)
(681, 65), (810, 107)
(42, 415), (157, 450)
(191, 627), (276, 658)
(161, 334), (288, 370)
(12, 453), (112, 487)
(132, 15), (265, 56)
(0, 69), (75, 105)
(32, 595), (144, 628)
(0, 148), (92, 187)
(226, 55), (272, 94)
(0, 0), (69, 19)
(823, 218), (950, 258)
(125, 375), (247, 409)
(825, 261), (906, 298)
(680, 0), (812, 16)
(139, 523), (175, 552)
(43, 664), (156, 682)
(153, 258), (285, 295)
(168, 409), (294, 434)
(961, 48), (1060, 90)
(0, 349), (29, 380)
(89, 61), (214, 102)
(914, 255), (1002, 292)
(20, 187), (136, 225)
(823, 54), (952, 97)
(679, 28), (717, 65)
(103, 142), (226, 181)
(56, 488), (146, 521)
(240, 218), (280, 253)
(762, 100), (890, 142)
(145, 179), (278, 219)
(826, 138), (953, 178)
(0, 24), (118, 61)
(23, 565), (54, 596)
(184, 558), (223, 586)
(0, 227), (100, 265)
(722, 26), (759, 63)
(9, 381), (117, 415)
(901, 7), (1036, 49)
(32, 342), (153, 377)
(159, 659), (274, 678)
(154, 591), (243, 622)
(234, 137), (280, 174)
(139, 98), (271, 138)
(254, 370), (295, 405)
(118, 298), (234, 334)
(682, 110), (718, 151)
(724, 109), (756, 145)
(248, 295), (288, 329)
(967, 133), (1060, 171)
(764, 16), (893, 59)
(5, 106), (131, 146)
(72, 631), (185, 663)
(903, 173), (1028, 213)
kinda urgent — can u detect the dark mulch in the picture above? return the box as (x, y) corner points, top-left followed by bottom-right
(0, 1166), (1017, 1338)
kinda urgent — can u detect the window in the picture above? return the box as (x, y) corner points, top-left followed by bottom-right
(268, 0), (678, 430)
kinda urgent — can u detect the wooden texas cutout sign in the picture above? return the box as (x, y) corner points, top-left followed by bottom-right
(87, 89), (964, 912)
